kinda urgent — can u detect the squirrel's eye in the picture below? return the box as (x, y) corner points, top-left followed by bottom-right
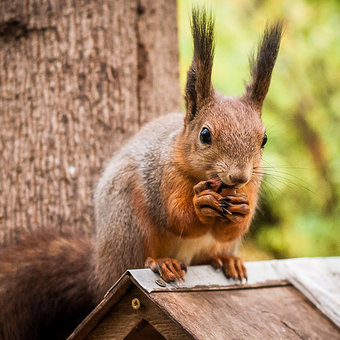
(200, 127), (212, 145)
(261, 133), (268, 148)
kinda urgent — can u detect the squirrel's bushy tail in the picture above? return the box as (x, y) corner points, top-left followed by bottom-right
(0, 230), (95, 340)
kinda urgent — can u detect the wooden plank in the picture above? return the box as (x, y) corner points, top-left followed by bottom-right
(68, 276), (131, 340)
(69, 258), (340, 339)
(149, 285), (340, 339)
(87, 286), (191, 340)
(274, 257), (340, 328)
(124, 320), (167, 339)
(128, 262), (287, 293)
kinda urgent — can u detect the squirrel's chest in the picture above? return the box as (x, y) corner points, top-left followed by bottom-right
(166, 232), (232, 265)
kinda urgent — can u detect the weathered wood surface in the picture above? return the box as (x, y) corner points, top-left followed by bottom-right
(274, 257), (340, 328)
(68, 275), (132, 340)
(0, 0), (180, 246)
(86, 286), (191, 340)
(124, 320), (167, 339)
(129, 258), (340, 329)
(150, 286), (340, 339)
(68, 260), (340, 339)
(128, 262), (287, 293)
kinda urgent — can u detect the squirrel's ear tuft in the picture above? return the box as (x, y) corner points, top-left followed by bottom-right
(185, 7), (215, 123)
(245, 22), (283, 111)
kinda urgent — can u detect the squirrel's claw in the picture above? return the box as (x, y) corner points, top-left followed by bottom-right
(226, 203), (250, 216)
(193, 189), (226, 224)
(219, 194), (249, 205)
(194, 179), (250, 223)
(219, 195), (250, 218)
(202, 256), (248, 283)
(145, 257), (187, 283)
(219, 201), (232, 215)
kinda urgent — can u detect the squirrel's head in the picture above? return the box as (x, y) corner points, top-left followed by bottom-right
(179, 8), (282, 188)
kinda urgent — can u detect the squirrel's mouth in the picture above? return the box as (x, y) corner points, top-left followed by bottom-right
(207, 173), (236, 193)
(207, 171), (237, 194)
(207, 171), (244, 191)
(216, 181), (235, 193)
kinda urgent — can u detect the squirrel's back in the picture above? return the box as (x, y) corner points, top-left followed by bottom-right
(97, 112), (184, 186)
(93, 112), (184, 295)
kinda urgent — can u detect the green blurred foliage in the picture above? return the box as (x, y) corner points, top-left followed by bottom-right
(178, 0), (340, 258)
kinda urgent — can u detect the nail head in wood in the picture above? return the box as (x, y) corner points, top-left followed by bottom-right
(131, 298), (141, 310)
(155, 279), (166, 287)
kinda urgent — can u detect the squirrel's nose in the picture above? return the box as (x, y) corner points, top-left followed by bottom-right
(228, 173), (250, 187)
(218, 169), (251, 188)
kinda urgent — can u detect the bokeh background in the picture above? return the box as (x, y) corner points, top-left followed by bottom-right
(178, 0), (340, 259)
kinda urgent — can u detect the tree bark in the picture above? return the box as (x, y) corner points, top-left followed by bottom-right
(0, 0), (180, 246)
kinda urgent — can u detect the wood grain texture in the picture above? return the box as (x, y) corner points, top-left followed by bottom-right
(68, 275), (132, 340)
(150, 286), (340, 339)
(0, 0), (180, 245)
(87, 286), (191, 340)
(124, 320), (167, 340)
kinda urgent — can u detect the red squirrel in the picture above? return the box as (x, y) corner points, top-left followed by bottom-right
(92, 9), (282, 296)
(0, 8), (282, 340)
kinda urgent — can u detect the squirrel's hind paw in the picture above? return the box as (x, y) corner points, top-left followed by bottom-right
(203, 256), (248, 283)
(145, 257), (187, 283)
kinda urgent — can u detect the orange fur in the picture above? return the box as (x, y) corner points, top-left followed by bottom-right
(163, 170), (209, 238)
(212, 179), (260, 242)
(130, 130), (261, 263)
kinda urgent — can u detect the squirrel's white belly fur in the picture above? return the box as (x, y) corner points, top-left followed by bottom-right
(168, 232), (233, 265)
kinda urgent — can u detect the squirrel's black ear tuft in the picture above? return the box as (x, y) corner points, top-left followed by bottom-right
(245, 22), (283, 111)
(185, 7), (215, 123)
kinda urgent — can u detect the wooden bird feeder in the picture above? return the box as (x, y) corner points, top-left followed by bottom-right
(68, 258), (340, 339)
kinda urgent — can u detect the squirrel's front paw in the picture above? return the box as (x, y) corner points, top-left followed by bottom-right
(193, 182), (225, 224)
(205, 256), (247, 282)
(219, 193), (250, 223)
(193, 180), (250, 224)
(144, 257), (187, 282)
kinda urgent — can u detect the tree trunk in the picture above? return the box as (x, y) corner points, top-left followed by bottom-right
(0, 0), (180, 246)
